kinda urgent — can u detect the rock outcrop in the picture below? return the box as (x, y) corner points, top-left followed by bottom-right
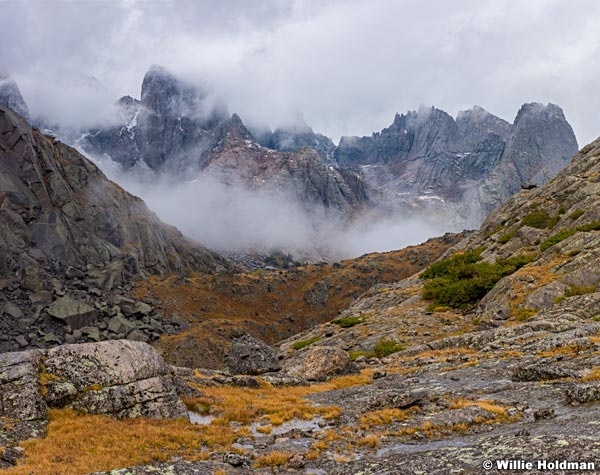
(334, 103), (578, 225)
(287, 346), (359, 381)
(227, 334), (281, 375)
(0, 340), (186, 454)
(0, 102), (231, 351)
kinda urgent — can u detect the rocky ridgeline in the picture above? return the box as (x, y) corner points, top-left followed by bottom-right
(82, 66), (368, 216)
(0, 103), (231, 352)
(79, 66), (578, 227)
(335, 103), (578, 225)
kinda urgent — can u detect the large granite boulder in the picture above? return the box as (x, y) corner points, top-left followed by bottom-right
(226, 334), (281, 375)
(0, 340), (188, 452)
(0, 350), (47, 447)
(288, 346), (359, 382)
(43, 340), (188, 419)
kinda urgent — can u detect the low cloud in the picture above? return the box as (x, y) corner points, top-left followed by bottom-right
(92, 155), (446, 261)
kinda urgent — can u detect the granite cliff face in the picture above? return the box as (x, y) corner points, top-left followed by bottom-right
(82, 66), (367, 215)
(335, 103), (578, 224)
(0, 102), (230, 353)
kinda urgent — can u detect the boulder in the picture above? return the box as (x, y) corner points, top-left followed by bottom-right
(108, 315), (137, 335)
(0, 339), (188, 449)
(226, 334), (281, 375)
(43, 340), (188, 419)
(0, 350), (47, 446)
(47, 295), (97, 330)
(288, 346), (359, 382)
(114, 295), (152, 318)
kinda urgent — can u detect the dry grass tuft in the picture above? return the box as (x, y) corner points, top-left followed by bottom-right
(253, 450), (291, 467)
(358, 434), (380, 447)
(358, 408), (408, 428)
(582, 367), (600, 381)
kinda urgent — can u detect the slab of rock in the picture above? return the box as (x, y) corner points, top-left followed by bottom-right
(43, 340), (187, 419)
(566, 381), (600, 404)
(226, 334), (281, 375)
(0, 350), (47, 446)
(0, 340), (187, 447)
(47, 295), (97, 330)
(288, 346), (359, 381)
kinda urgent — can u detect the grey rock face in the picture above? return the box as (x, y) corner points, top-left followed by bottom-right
(0, 72), (29, 119)
(226, 334), (281, 375)
(81, 66), (371, 215)
(287, 346), (359, 381)
(0, 340), (187, 447)
(47, 295), (97, 330)
(0, 102), (231, 349)
(334, 103), (578, 225)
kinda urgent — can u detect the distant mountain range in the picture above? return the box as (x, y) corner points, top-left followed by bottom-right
(0, 67), (579, 231)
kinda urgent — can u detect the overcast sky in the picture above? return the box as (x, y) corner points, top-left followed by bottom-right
(2, 0), (600, 145)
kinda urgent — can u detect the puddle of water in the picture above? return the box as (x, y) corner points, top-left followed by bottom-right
(250, 416), (327, 437)
(188, 411), (214, 425)
(376, 439), (468, 457)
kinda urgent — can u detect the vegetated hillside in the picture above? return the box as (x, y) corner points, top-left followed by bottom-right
(135, 233), (466, 369)
(273, 138), (600, 471)
(0, 103), (231, 353)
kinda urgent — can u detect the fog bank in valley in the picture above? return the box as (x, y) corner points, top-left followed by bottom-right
(93, 157), (447, 261)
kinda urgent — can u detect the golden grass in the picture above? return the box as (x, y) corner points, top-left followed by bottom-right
(582, 367), (600, 381)
(536, 343), (589, 358)
(5, 409), (240, 475)
(253, 450), (291, 467)
(449, 398), (509, 416)
(358, 408), (409, 428)
(184, 370), (373, 426)
(255, 424), (272, 434)
(358, 434), (380, 447)
(6, 370), (377, 475)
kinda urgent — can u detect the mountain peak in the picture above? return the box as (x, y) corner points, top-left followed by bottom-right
(0, 71), (29, 118)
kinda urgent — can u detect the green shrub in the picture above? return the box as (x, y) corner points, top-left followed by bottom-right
(565, 286), (596, 297)
(569, 209), (584, 220)
(373, 339), (405, 357)
(521, 211), (559, 229)
(333, 315), (364, 328)
(292, 337), (320, 350)
(497, 231), (516, 244)
(576, 220), (600, 232)
(540, 229), (577, 251)
(514, 308), (537, 321)
(540, 221), (600, 252)
(349, 338), (405, 360)
(422, 250), (535, 309)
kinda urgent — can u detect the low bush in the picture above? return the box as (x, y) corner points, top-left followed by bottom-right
(333, 315), (364, 328)
(422, 249), (534, 309)
(521, 211), (559, 229)
(292, 337), (320, 350)
(569, 209), (585, 220)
